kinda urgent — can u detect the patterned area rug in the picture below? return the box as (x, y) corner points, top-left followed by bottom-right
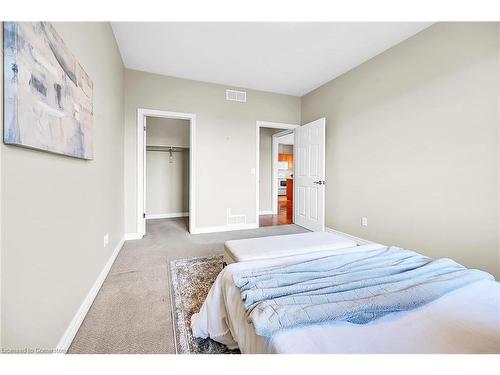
(169, 254), (240, 354)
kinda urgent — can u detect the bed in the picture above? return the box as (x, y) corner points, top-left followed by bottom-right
(224, 231), (359, 264)
(191, 243), (500, 354)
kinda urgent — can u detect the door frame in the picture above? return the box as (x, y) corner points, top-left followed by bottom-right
(137, 108), (196, 237)
(255, 121), (299, 224)
(272, 130), (295, 214)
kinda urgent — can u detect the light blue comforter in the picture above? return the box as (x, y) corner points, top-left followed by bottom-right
(233, 246), (493, 337)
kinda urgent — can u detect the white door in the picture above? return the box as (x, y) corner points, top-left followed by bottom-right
(294, 118), (326, 231)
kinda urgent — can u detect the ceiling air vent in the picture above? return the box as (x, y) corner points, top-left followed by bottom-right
(225, 89), (247, 103)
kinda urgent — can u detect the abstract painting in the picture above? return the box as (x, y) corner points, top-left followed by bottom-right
(3, 22), (93, 159)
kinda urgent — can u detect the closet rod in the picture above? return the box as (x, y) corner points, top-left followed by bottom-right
(146, 145), (189, 152)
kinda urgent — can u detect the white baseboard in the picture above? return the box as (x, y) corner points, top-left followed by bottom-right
(124, 232), (142, 240)
(56, 235), (125, 353)
(146, 212), (189, 220)
(191, 223), (258, 234)
(325, 227), (372, 245)
(259, 210), (273, 215)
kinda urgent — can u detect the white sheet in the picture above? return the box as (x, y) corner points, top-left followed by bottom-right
(192, 244), (500, 354)
(224, 231), (359, 264)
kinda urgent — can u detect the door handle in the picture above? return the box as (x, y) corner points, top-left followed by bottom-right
(313, 180), (325, 185)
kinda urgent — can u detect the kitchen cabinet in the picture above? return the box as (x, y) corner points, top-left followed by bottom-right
(286, 178), (293, 220)
(278, 153), (294, 169)
(286, 178), (293, 201)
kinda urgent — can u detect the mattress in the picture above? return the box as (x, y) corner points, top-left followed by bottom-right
(224, 231), (359, 264)
(192, 244), (500, 354)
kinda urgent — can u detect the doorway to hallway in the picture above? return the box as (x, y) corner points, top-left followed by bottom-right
(256, 121), (298, 227)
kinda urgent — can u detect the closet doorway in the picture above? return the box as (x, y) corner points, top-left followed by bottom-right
(137, 109), (196, 237)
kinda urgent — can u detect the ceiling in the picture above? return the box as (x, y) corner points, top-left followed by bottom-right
(111, 22), (432, 96)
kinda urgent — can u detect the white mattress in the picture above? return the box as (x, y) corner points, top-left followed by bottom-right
(192, 244), (500, 354)
(224, 231), (359, 264)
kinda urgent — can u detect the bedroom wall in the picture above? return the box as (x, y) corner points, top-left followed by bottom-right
(146, 117), (189, 216)
(301, 22), (500, 277)
(124, 69), (301, 233)
(0, 23), (125, 349)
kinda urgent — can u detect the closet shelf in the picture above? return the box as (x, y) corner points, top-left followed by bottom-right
(146, 144), (189, 152)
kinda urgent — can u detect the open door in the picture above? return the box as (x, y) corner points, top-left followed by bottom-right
(294, 118), (326, 231)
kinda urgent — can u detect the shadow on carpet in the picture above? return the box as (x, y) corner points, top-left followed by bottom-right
(169, 254), (240, 354)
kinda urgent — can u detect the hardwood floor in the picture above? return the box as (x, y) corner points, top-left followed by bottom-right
(259, 196), (293, 227)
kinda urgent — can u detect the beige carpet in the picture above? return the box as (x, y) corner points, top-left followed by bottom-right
(68, 218), (307, 354)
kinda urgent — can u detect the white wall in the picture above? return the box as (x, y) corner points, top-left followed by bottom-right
(301, 22), (500, 278)
(277, 133), (294, 146)
(146, 117), (189, 216)
(124, 69), (301, 233)
(146, 117), (189, 147)
(278, 144), (293, 154)
(0, 22), (125, 349)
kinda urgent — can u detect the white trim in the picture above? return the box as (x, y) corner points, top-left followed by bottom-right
(56, 235), (126, 353)
(137, 109), (196, 237)
(256, 121), (299, 226)
(325, 227), (373, 245)
(256, 121), (300, 129)
(190, 223), (258, 234)
(124, 232), (142, 241)
(146, 212), (189, 219)
(259, 210), (273, 215)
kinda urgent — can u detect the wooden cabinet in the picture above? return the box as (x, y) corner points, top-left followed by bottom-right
(286, 178), (293, 201)
(286, 178), (293, 220)
(278, 153), (294, 169)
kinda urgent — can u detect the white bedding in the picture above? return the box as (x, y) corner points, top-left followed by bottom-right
(224, 231), (359, 264)
(191, 243), (500, 354)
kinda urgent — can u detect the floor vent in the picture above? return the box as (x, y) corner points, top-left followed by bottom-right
(225, 89), (247, 103)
